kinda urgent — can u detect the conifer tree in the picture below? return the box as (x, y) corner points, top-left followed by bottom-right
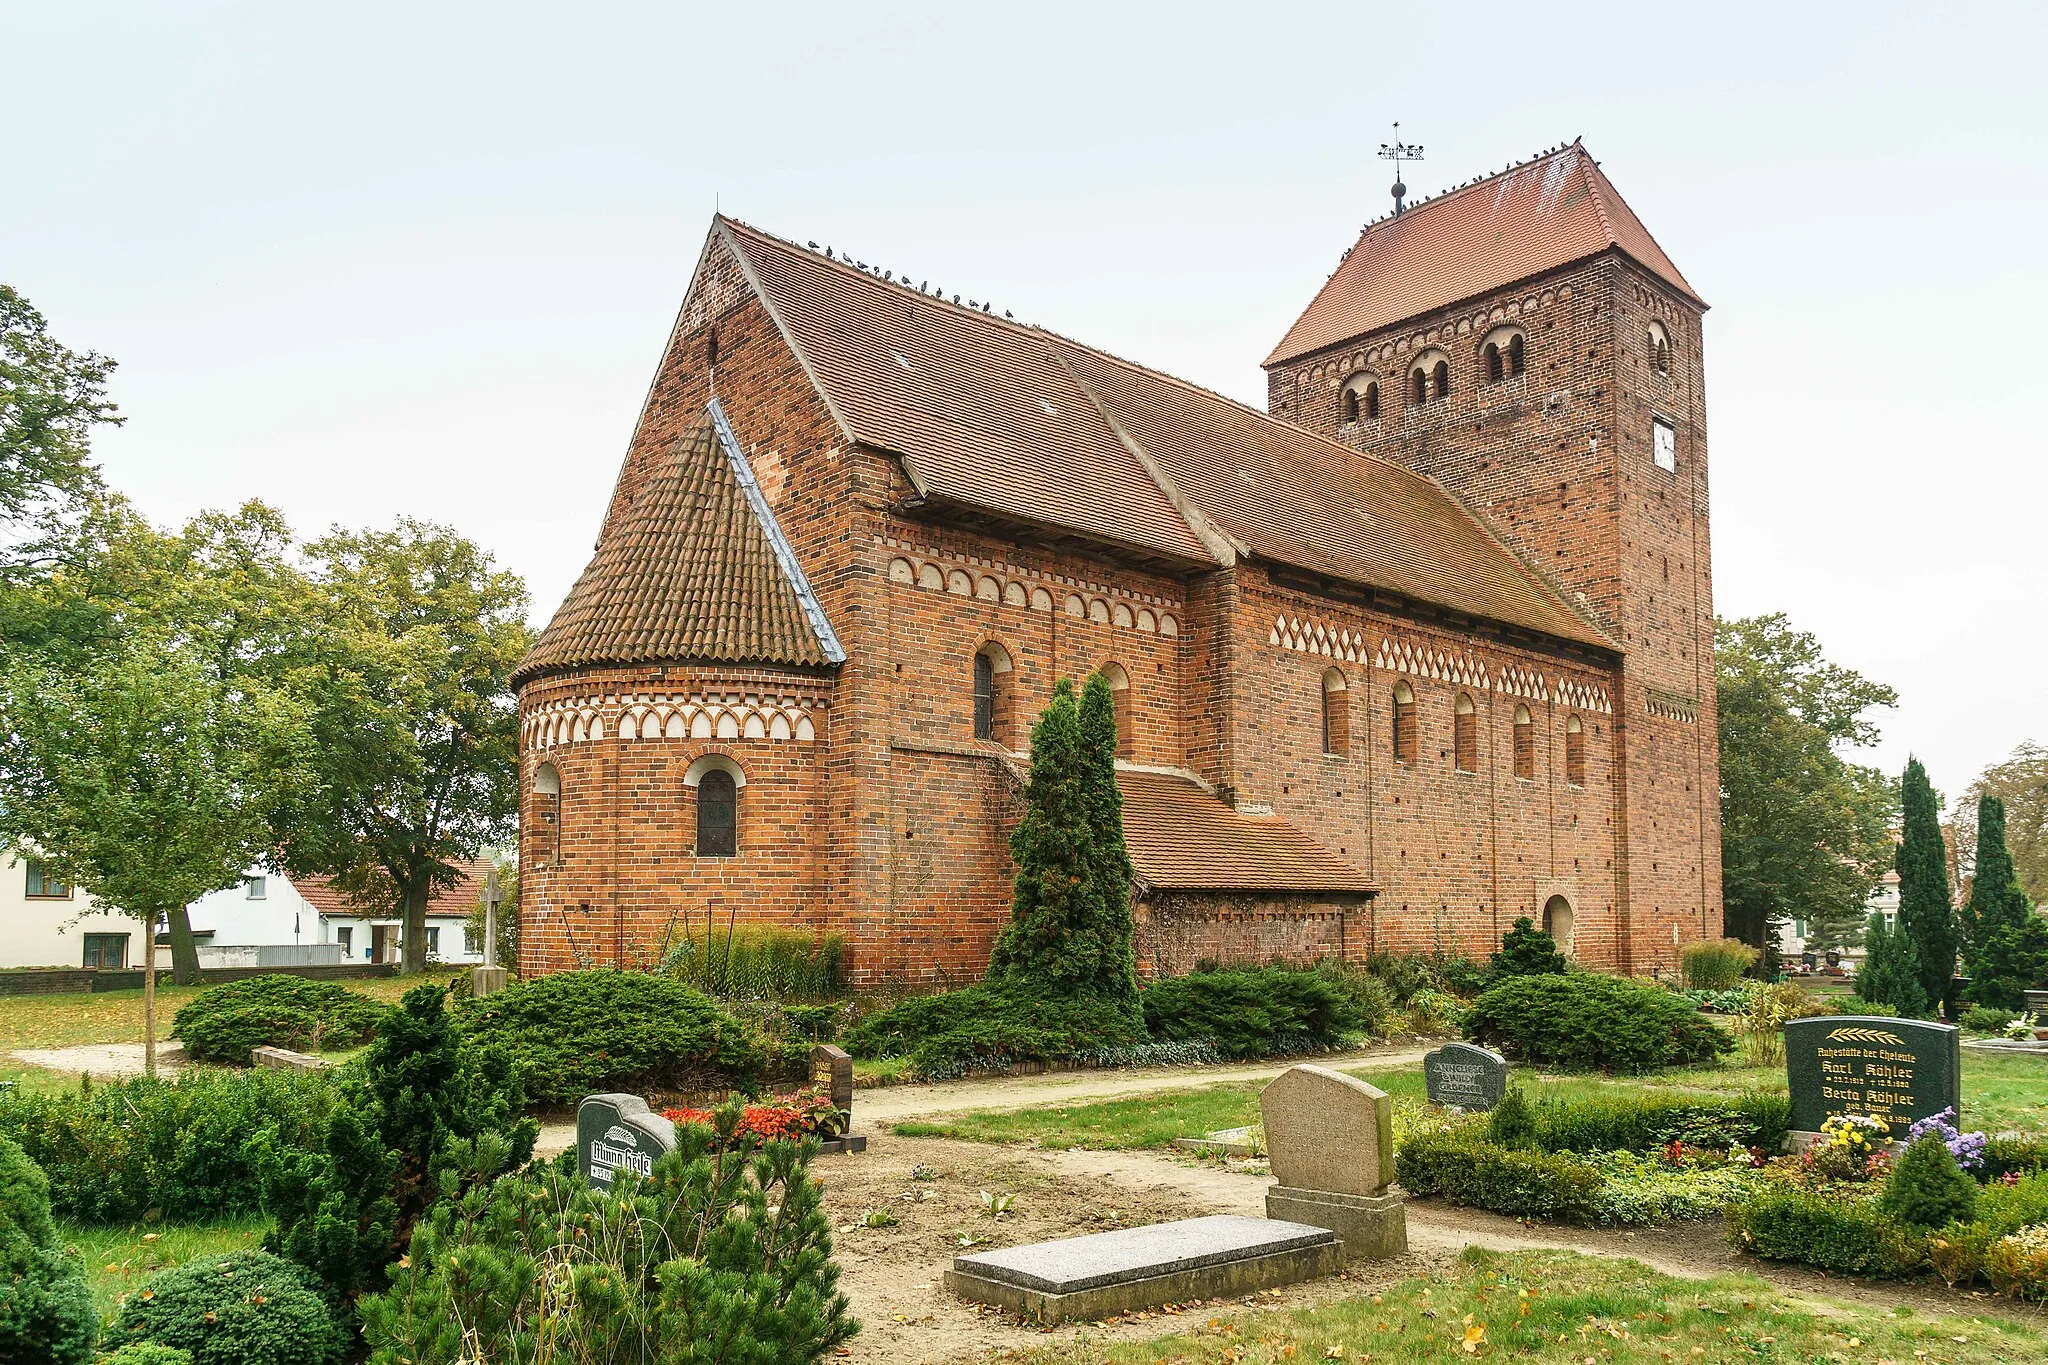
(1963, 796), (2048, 1010)
(1855, 911), (1930, 1018)
(987, 680), (1092, 995)
(1076, 672), (1142, 1022)
(1897, 758), (1960, 1015)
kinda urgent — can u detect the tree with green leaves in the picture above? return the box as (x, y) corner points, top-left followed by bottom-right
(1716, 615), (1898, 963)
(1962, 796), (2048, 1011)
(0, 285), (117, 562)
(1076, 671), (1141, 1023)
(1898, 757), (1961, 1016)
(0, 632), (308, 1074)
(1958, 742), (2048, 907)
(1491, 916), (1568, 979)
(1855, 911), (1930, 1018)
(274, 521), (530, 974)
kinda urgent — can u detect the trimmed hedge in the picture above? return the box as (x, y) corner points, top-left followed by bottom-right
(1726, 1187), (1926, 1277)
(1462, 973), (1732, 1071)
(457, 970), (759, 1105)
(1141, 967), (1358, 1059)
(1394, 1129), (1602, 1222)
(1984, 1136), (2048, 1181)
(108, 1249), (340, 1365)
(1495, 1091), (1790, 1155)
(843, 986), (1142, 1080)
(172, 975), (387, 1065)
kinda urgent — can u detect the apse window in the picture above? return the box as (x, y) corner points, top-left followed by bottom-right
(1652, 418), (1677, 472)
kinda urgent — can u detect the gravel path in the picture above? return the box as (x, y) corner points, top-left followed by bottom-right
(10, 1042), (186, 1079)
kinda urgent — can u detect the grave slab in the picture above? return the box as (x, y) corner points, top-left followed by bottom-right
(946, 1215), (1340, 1324)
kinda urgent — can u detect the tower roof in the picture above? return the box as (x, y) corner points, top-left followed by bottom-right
(513, 404), (843, 687)
(1266, 142), (1702, 368)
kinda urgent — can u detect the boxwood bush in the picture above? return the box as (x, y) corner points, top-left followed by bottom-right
(1395, 1129), (1602, 1222)
(172, 975), (387, 1064)
(107, 1249), (340, 1365)
(1141, 967), (1359, 1059)
(456, 969), (759, 1105)
(1726, 1187), (1926, 1277)
(1493, 1091), (1790, 1155)
(843, 985), (1142, 1080)
(0, 1132), (97, 1365)
(1462, 973), (1732, 1071)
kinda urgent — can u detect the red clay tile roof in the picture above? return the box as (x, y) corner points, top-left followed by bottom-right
(1266, 143), (1701, 368)
(515, 412), (838, 686)
(1117, 769), (1373, 894)
(719, 218), (1610, 650)
(293, 859), (492, 920)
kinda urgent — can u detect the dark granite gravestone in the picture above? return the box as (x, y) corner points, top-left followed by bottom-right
(1783, 1016), (1962, 1136)
(1423, 1042), (1508, 1110)
(576, 1093), (677, 1188)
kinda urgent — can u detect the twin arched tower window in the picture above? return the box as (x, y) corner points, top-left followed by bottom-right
(1647, 321), (1672, 376)
(1410, 357), (1450, 405)
(1341, 378), (1380, 424)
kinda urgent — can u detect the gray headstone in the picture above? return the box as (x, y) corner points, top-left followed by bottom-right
(1259, 1064), (1394, 1197)
(951, 1215), (1334, 1295)
(1783, 1016), (1962, 1136)
(1423, 1042), (1507, 1110)
(810, 1043), (853, 1114)
(576, 1093), (677, 1188)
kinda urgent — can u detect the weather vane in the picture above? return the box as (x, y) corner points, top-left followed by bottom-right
(1379, 122), (1424, 216)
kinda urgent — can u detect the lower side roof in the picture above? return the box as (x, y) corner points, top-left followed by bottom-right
(1116, 769), (1375, 896)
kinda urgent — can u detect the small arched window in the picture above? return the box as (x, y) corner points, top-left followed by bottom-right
(1513, 704), (1534, 781)
(1485, 342), (1504, 382)
(1342, 388), (1359, 423)
(1341, 375), (1379, 425)
(973, 642), (1012, 743)
(1481, 327), (1526, 384)
(1432, 359), (1450, 400)
(1321, 668), (1348, 757)
(1565, 714), (1586, 788)
(531, 761), (561, 865)
(1100, 662), (1134, 758)
(696, 769), (737, 857)
(1647, 321), (1671, 375)
(1392, 680), (1417, 766)
(1508, 332), (1525, 376)
(1409, 367), (1428, 405)
(1453, 693), (1477, 773)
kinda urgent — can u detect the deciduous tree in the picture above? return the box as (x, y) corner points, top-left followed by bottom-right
(0, 285), (117, 561)
(1960, 742), (2048, 906)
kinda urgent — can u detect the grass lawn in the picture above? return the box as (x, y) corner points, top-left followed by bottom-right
(897, 1053), (2048, 1149)
(1023, 1248), (2044, 1364)
(58, 1217), (267, 1323)
(0, 972), (460, 1052)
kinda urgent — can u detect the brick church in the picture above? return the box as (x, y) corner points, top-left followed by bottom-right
(512, 141), (1722, 984)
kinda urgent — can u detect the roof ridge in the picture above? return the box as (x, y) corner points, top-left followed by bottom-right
(1353, 139), (1584, 235)
(1573, 140), (1622, 248)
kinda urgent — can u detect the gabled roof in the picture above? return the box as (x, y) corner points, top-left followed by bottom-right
(1266, 142), (1701, 368)
(295, 859), (492, 921)
(717, 219), (1611, 651)
(514, 404), (842, 687)
(1116, 770), (1373, 895)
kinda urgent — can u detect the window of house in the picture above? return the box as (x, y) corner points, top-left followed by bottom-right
(336, 926), (354, 956)
(1342, 388), (1359, 422)
(1099, 663), (1134, 758)
(1453, 694), (1478, 773)
(1652, 417), (1677, 472)
(245, 875), (267, 899)
(82, 933), (127, 969)
(1341, 376), (1379, 424)
(1482, 328), (1526, 384)
(1392, 680), (1417, 766)
(463, 925), (479, 955)
(1513, 705), (1534, 781)
(24, 859), (70, 898)
(427, 926), (441, 956)
(696, 768), (738, 858)
(1565, 714), (1586, 787)
(532, 761), (562, 864)
(1321, 668), (1348, 756)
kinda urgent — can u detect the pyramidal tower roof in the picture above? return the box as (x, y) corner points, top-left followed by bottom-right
(513, 400), (843, 688)
(1266, 142), (1701, 368)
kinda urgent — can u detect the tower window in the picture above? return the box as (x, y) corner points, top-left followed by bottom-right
(1453, 693), (1477, 773)
(1565, 714), (1586, 788)
(1508, 332), (1525, 375)
(1392, 680), (1417, 766)
(1647, 321), (1671, 375)
(1652, 417), (1677, 472)
(1432, 359), (1450, 400)
(1321, 668), (1349, 756)
(1513, 704), (1534, 781)
(1340, 374), (1379, 425)
(1482, 327), (1526, 384)
(531, 761), (562, 865)
(1410, 368), (1428, 405)
(1410, 352), (1450, 405)
(1485, 343), (1504, 382)
(1342, 389), (1359, 422)
(1100, 662), (1134, 758)
(696, 769), (737, 858)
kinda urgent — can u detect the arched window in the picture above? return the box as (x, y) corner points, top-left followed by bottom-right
(1453, 693), (1477, 773)
(1099, 662), (1134, 758)
(696, 770), (737, 857)
(973, 642), (1012, 743)
(1508, 332), (1526, 376)
(1432, 359), (1450, 400)
(531, 761), (561, 865)
(1342, 388), (1359, 422)
(1565, 714), (1586, 788)
(1543, 894), (1575, 957)
(1409, 367), (1428, 405)
(1647, 321), (1671, 376)
(1321, 668), (1348, 757)
(1485, 342), (1504, 382)
(1364, 383), (1379, 419)
(1513, 704), (1534, 781)
(1341, 374), (1379, 425)
(1391, 680), (1416, 766)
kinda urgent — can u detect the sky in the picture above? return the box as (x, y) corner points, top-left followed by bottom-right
(5, 0), (2044, 803)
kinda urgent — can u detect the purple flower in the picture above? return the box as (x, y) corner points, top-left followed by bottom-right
(1905, 1107), (1986, 1173)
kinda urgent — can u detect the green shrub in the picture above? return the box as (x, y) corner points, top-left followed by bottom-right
(1490, 917), (1567, 979)
(1984, 1223), (2048, 1300)
(1405, 988), (1463, 1035)
(0, 1068), (336, 1223)
(1679, 939), (1758, 991)
(1927, 1220), (1997, 1287)
(1434, 954), (1493, 998)
(1517, 1092), (1790, 1155)
(1364, 950), (1440, 1004)
(1485, 1088), (1537, 1147)
(1311, 962), (1400, 1037)
(171, 976), (387, 1065)
(458, 969), (759, 1105)
(1884, 1135), (1979, 1228)
(1141, 968), (1357, 1059)
(1984, 1137), (2048, 1183)
(844, 985), (1141, 1080)
(1395, 1129), (1601, 1222)
(100, 1348), (196, 1365)
(1961, 1004), (2016, 1034)
(661, 925), (847, 1001)
(1462, 973), (1732, 1072)
(1848, 998), (1901, 1018)
(1583, 1151), (1767, 1225)
(1727, 1187), (1925, 1277)
(358, 1109), (856, 1364)
(0, 1133), (96, 1365)
(107, 1250), (339, 1365)
(1978, 1170), (2048, 1236)
(782, 1003), (842, 1041)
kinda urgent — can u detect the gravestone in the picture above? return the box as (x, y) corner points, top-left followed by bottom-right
(1258, 1064), (1406, 1260)
(576, 1093), (677, 1188)
(810, 1043), (853, 1112)
(1423, 1042), (1507, 1110)
(1783, 1016), (1962, 1137)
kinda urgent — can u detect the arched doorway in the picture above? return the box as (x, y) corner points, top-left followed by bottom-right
(1542, 894), (1575, 958)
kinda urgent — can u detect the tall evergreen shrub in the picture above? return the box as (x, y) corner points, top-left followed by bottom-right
(1077, 672), (1141, 1022)
(1963, 796), (2048, 1011)
(1856, 911), (1931, 1018)
(1898, 757), (1960, 1014)
(1489, 917), (1567, 979)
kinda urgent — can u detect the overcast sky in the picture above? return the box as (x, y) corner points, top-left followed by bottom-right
(7, 1), (2043, 803)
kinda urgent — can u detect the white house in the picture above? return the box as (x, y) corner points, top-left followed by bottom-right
(292, 861), (491, 966)
(1778, 869), (1900, 967)
(1, 851), (138, 970)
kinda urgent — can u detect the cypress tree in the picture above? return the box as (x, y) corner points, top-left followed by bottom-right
(987, 680), (1095, 996)
(1856, 911), (1930, 1018)
(1964, 796), (2048, 1010)
(1896, 758), (1959, 1015)
(1077, 671), (1142, 1023)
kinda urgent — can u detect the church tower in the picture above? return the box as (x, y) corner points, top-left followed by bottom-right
(1263, 141), (1721, 968)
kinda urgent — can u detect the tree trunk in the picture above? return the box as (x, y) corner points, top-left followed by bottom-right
(141, 917), (158, 1080)
(400, 875), (431, 974)
(165, 905), (202, 986)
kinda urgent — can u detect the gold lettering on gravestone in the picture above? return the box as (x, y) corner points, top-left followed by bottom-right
(1812, 1027), (1920, 1125)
